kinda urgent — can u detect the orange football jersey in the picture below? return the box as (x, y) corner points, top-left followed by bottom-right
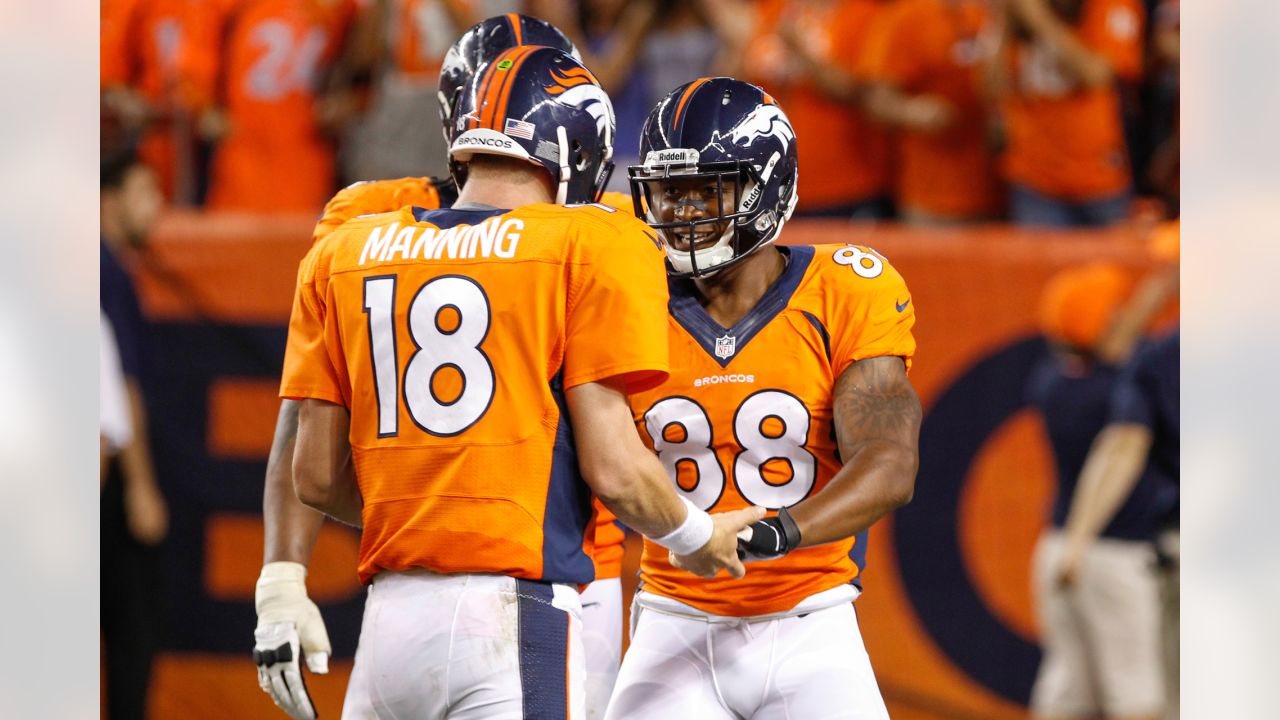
(590, 503), (625, 580)
(742, 0), (892, 211)
(1002, 0), (1146, 200)
(202, 0), (357, 212)
(859, 0), (1003, 217)
(311, 176), (454, 243)
(308, 180), (630, 581)
(281, 203), (670, 585)
(630, 244), (916, 616)
(387, 0), (475, 80)
(585, 191), (640, 578)
(597, 191), (632, 213)
(101, 0), (207, 200)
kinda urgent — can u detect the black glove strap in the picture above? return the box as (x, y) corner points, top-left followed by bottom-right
(253, 642), (293, 667)
(777, 506), (803, 552)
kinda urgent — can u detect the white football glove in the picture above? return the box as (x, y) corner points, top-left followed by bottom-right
(254, 561), (331, 720)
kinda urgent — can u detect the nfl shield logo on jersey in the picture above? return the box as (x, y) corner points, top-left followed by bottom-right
(715, 334), (737, 359)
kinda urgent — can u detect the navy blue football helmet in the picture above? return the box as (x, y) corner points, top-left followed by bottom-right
(450, 46), (614, 205)
(629, 77), (799, 277)
(438, 15), (579, 187)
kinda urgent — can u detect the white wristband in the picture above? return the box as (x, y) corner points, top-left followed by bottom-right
(652, 496), (714, 556)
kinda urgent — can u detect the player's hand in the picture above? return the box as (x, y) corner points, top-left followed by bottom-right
(671, 506), (766, 579)
(903, 95), (955, 134)
(736, 521), (788, 562)
(736, 506), (804, 562)
(197, 107), (231, 141)
(315, 89), (361, 136)
(102, 87), (153, 130)
(254, 562), (331, 719)
(1055, 541), (1085, 589)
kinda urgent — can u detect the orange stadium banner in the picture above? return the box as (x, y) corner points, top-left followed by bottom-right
(126, 211), (1168, 719)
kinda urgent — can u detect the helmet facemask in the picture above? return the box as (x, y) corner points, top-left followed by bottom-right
(631, 78), (802, 278)
(629, 150), (773, 278)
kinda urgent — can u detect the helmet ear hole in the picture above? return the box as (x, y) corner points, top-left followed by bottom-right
(572, 139), (592, 172)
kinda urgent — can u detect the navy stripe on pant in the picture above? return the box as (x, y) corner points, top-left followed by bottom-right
(517, 579), (569, 719)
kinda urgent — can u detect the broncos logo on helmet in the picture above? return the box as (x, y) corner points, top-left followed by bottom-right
(729, 105), (794, 161)
(544, 65), (615, 145)
(629, 78), (799, 277)
(437, 14), (579, 188)
(554, 85), (615, 152)
(450, 47), (615, 205)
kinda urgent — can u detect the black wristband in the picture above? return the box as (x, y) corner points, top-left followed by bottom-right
(777, 506), (803, 552)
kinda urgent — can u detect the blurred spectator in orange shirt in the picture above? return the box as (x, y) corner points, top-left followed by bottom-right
(734, 0), (894, 220)
(861, 0), (1004, 224)
(101, 0), (205, 204)
(997, 0), (1145, 227)
(189, 0), (360, 213)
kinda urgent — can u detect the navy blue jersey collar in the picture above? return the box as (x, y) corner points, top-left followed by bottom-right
(412, 206), (508, 229)
(668, 245), (815, 368)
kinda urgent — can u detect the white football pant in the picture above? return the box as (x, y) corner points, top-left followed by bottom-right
(579, 577), (622, 720)
(605, 590), (888, 719)
(339, 571), (584, 719)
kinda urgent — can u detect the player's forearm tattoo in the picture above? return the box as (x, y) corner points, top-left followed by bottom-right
(833, 356), (922, 454)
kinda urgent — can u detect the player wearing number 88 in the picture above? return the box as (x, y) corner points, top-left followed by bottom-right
(607, 78), (922, 719)
(280, 51), (762, 720)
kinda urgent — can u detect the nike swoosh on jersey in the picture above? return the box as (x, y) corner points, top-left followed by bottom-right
(896, 298), (911, 312)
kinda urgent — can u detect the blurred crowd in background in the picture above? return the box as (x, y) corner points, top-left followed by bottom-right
(101, 0), (1179, 226)
(99, 1), (1182, 718)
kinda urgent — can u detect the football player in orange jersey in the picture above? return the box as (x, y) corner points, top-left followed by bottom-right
(276, 47), (762, 720)
(252, 16), (649, 720)
(604, 78), (922, 719)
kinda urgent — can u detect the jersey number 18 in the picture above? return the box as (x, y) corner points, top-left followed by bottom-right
(362, 275), (495, 438)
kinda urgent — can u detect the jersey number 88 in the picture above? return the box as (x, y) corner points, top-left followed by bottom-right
(643, 391), (817, 510)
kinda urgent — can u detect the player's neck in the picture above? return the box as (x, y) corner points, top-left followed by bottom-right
(454, 161), (556, 208)
(694, 247), (787, 328)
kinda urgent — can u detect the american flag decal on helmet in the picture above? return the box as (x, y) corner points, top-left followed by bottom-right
(504, 118), (535, 140)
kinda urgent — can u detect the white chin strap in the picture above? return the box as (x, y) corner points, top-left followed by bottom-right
(666, 224), (735, 275)
(555, 126), (570, 205)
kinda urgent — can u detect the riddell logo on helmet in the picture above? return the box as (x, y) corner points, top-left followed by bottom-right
(647, 149), (699, 167)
